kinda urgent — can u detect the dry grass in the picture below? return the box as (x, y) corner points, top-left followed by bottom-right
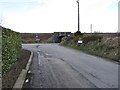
(102, 36), (119, 47)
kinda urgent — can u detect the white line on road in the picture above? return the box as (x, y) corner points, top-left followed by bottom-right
(46, 53), (49, 56)
(38, 52), (41, 65)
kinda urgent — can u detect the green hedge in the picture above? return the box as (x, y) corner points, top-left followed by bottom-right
(0, 26), (2, 76)
(2, 27), (22, 75)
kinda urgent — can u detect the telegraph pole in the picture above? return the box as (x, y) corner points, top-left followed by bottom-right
(90, 24), (92, 33)
(118, 1), (120, 32)
(75, 0), (82, 35)
(77, 0), (80, 32)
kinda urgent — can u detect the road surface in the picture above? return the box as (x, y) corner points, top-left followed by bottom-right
(0, 78), (1, 89)
(22, 44), (118, 88)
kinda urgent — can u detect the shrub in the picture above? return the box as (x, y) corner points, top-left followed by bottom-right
(82, 34), (103, 44)
(74, 31), (83, 36)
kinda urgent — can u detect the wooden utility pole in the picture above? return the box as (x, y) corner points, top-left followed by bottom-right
(77, 0), (80, 32)
(75, 0), (82, 36)
(90, 24), (92, 33)
(118, 1), (120, 32)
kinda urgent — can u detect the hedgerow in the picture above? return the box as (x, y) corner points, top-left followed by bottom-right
(0, 26), (2, 76)
(2, 27), (22, 75)
(82, 34), (102, 44)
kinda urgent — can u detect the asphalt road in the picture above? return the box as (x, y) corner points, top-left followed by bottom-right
(22, 44), (118, 88)
(0, 78), (1, 89)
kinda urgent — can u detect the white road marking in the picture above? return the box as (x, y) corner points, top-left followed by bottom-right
(38, 50), (41, 52)
(38, 52), (41, 65)
(46, 53), (49, 55)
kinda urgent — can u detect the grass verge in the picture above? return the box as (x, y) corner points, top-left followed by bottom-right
(61, 44), (118, 62)
(60, 35), (119, 62)
(2, 49), (31, 88)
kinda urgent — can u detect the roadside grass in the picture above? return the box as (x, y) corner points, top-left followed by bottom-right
(60, 35), (119, 62)
(2, 49), (31, 88)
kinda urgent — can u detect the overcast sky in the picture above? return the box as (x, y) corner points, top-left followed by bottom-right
(0, 0), (119, 33)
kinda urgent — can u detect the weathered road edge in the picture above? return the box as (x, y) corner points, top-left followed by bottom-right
(13, 51), (33, 89)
